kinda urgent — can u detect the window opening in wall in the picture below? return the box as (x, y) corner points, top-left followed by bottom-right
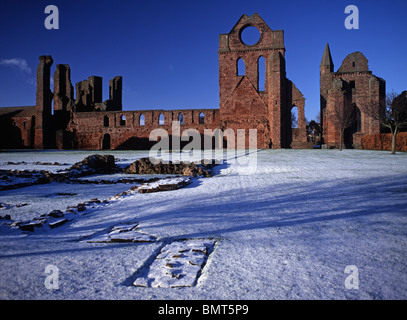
(139, 114), (145, 126)
(199, 112), (205, 124)
(103, 115), (109, 127)
(258, 56), (266, 91)
(291, 106), (298, 129)
(120, 114), (126, 126)
(237, 58), (245, 76)
(178, 112), (184, 125)
(159, 113), (164, 125)
(240, 26), (261, 46)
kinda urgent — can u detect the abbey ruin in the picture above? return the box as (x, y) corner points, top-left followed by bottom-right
(0, 13), (385, 150)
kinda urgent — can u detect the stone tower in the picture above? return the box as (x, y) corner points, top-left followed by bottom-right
(320, 43), (334, 115)
(320, 44), (385, 148)
(53, 64), (75, 149)
(53, 64), (74, 113)
(108, 76), (122, 110)
(34, 55), (53, 149)
(218, 13), (307, 148)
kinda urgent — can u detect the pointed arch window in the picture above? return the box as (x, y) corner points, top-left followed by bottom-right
(178, 112), (184, 125)
(103, 115), (109, 127)
(139, 114), (145, 126)
(258, 56), (266, 91)
(237, 58), (245, 76)
(159, 113), (165, 125)
(291, 106), (298, 129)
(120, 114), (126, 126)
(199, 112), (205, 124)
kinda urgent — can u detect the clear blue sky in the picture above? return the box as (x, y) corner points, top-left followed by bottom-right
(0, 0), (406, 120)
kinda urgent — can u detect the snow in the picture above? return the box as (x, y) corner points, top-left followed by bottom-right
(133, 239), (217, 288)
(0, 149), (406, 300)
(0, 182), (136, 221)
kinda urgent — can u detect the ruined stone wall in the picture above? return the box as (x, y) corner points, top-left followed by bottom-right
(361, 132), (407, 152)
(70, 109), (220, 150)
(12, 116), (34, 148)
(218, 13), (307, 149)
(332, 72), (382, 134)
(0, 111), (34, 149)
(12, 14), (308, 151)
(75, 76), (102, 111)
(323, 85), (346, 147)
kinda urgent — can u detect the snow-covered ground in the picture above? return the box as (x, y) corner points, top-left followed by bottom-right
(0, 149), (406, 300)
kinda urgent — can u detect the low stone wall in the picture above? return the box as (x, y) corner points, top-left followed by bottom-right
(361, 132), (407, 152)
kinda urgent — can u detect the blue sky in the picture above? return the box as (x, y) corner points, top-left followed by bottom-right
(0, 0), (406, 120)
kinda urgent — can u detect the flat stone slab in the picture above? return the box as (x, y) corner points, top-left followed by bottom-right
(133, 239), (217, 288)
(87, 222), (156, 243)
(49, 218), (68, 229)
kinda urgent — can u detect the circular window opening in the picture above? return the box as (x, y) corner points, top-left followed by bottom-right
(240, 26), (261, 46)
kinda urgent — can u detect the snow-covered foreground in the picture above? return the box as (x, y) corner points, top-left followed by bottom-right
(0, 149), (406, 300)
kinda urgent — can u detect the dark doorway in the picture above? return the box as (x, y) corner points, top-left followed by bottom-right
(102, 133), (111, 150)
(344, 105), (361, 148)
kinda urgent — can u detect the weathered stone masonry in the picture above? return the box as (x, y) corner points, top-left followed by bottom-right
(72, 109), (220, 150)
(320, 43), (385, 148)
(2, 13), (310, 150)
(3, 14), (387, 151)
(218, 13), (307, 149)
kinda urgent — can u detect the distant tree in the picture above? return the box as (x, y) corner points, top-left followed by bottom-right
(307, 119), (322, 143)
(362, 91), (407, 154)
(307, 120), (321, 135)
(291, 110), (298, 128)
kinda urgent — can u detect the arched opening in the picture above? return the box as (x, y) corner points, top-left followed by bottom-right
(344, 105), (362, 148)
(291, 106), (298, 128)
(178, 112), (184, 125)
(237, 58), (245, 76)
(139, 114), (145, 126)
(258, 56), (266, 91)
(103, 115), (109, 127)
(102, 134), (111, 150)
(120, 114), (126, 126)
(199, 112), (205, 124)
(159, 113), (165, 125)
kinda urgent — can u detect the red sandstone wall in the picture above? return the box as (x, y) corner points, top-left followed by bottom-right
(12, 116), (34, 148)
(361, 132), (407, 152)
(71, 109), (221, 150)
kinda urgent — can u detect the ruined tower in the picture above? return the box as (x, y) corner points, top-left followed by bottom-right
(53, 64), (75, 149)
(108, 76), (122, 111)
(320, 43), (334, 115)
(53, 64), (74, 112)
(34, 55), (53, 149)
(75, 76), (103, 111)
(218, 13), (307, 148)
(320, 44), (385, 148)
